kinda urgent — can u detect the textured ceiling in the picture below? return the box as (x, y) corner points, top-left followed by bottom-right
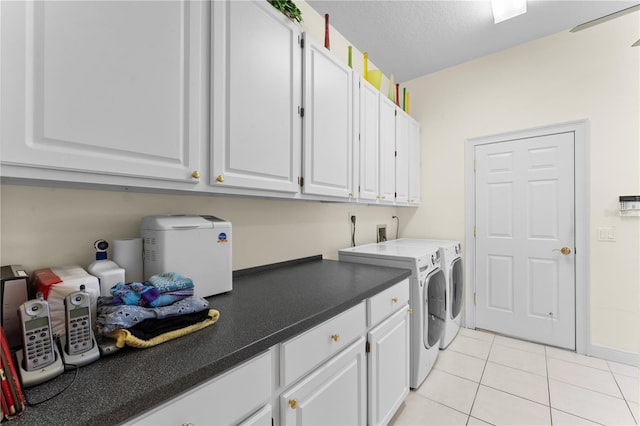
(305, 0), (640, 82)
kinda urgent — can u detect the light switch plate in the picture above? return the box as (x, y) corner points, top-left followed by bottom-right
(597, 227), (616, 242)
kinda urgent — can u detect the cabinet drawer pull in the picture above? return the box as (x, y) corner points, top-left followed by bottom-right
(191, 170), (200, 179)
(289, 399), (299, 409)
(392, 297), (398, 303)
(216, 175), (225, 183)
(331, 334), (340, 342)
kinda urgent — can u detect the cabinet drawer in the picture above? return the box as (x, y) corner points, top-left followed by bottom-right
(367, 279), (410, 327)
(128, 350), (273, 426)
(280, 301), (366, 387)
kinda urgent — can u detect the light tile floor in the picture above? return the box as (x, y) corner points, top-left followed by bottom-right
(391, 328), (639, 425)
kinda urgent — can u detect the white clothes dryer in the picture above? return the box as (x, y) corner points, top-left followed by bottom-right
(339, 243), (446, 389)
(383, 239), (463, 349)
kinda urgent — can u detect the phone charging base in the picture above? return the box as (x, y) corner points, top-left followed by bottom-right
(59, 335), (100, 369)
(15, 346), (64, 388)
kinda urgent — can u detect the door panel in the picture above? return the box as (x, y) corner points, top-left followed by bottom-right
(475, 132), (575, 349)
(211, 1), (301, 192)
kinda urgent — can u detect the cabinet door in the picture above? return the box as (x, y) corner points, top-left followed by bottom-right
(211, 1), (301, 193)
(408, 117), (421, 205)
(357, 78), (380, 201)
(281, 337), (367, 426)
(395, 110), (409, 204)
(302, 34), (353, 199)
(1, 1), (206, 184)
(367, 307), (410, 426)
(378, 97), (396, 204)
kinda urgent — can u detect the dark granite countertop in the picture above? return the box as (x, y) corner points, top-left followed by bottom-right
(12, 256), (410, 425)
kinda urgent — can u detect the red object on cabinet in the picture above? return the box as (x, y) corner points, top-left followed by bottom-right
(324, 14), (330, 50)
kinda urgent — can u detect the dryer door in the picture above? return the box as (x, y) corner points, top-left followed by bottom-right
(423, 269), (446, 349)
(450, 257), (464, 319)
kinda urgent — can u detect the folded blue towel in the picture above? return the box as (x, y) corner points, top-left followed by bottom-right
(110, 273), (195, 308)
(148, 272), (194, 293)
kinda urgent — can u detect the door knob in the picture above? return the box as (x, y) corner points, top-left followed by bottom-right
(553, 247), (571, 255)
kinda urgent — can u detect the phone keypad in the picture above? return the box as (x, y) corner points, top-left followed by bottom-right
(25, 327), (53, 366)
(68, 316), (92, 355)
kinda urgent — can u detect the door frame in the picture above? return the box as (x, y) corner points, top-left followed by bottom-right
(464, 119), (590, 355)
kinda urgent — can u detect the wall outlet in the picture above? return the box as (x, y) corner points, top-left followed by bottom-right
(377, 225), (387, 243)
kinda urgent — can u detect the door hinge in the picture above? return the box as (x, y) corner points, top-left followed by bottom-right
(474, 160), (476, 172)
(298, 176), (304, 187)
(365, 340), (371, 353)
(395, 150), (398, 157)
(298, 106), (304, 117)
(474, 292), (477, 305)
(474, 226), (477, 238)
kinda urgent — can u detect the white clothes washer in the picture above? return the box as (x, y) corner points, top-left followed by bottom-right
(339, 243), (446, 389)
(382, 239), (463, 349)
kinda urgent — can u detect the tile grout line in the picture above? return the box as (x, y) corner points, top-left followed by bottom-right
(609, 362), (639, 423)
(545, 346), (553, 425)
(465, 336), (493, 426)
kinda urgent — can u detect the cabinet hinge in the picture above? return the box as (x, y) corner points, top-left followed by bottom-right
(299, 106), (304, 117)
(394, 150), (397, 157)
(300, 37), (305, 49)
(474, 292), (477, 305)
(474, 226), (477, 238)
(395, 109), (397, 116)
(474, 160), (476, 172)
(394, 192), (397, 198)
(298, 176), (304, 187)
(365, 340), (371, 353)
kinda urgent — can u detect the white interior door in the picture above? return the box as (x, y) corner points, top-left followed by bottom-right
(475, 132), (575, 349)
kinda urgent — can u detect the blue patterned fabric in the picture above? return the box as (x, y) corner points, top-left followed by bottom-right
(96, 296), (209, 335)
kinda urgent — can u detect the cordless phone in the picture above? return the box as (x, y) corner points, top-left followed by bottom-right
(64, 285), (95, 355)
(17, 294), (56, 371)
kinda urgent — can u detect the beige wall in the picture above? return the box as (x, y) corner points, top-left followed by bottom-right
(402, 12), (640, 354)
(1, 2), (638, 356)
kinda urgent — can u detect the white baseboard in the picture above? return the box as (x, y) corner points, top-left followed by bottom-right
(590, 344), (638, 366)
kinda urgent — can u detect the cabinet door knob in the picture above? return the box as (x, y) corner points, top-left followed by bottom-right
(392, 297), (398, 303)
(288, 399), (298, 409)
(191, 171), (200, 179)
(331, 334), (340, 342)
(216, 175), (225, 183)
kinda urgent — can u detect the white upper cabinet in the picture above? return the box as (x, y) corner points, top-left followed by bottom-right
(395, 109), (409, 204)
(408, 117), (421, 205)
(302, 34), (353, 199)
(211, 1), (301, 194)
(356, 78), (380, 202)
(0, 1), (207, 184)
(378, 96), (396, 204)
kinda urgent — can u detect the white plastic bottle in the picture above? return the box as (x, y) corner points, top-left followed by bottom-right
(87, 240), (126, 297)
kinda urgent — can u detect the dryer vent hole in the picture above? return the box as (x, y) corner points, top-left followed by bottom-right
(377, 225), (387, 243)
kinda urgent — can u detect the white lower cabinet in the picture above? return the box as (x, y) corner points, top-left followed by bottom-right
(367, 307), (410, 426)
(280, 337), (367, 425)
(125, 350), (273, 426)
(125, 282), (410, 426)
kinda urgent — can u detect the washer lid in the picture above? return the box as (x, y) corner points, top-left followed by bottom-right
(339, 243), (436, 264)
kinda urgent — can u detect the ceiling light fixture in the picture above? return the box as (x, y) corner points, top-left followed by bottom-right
(491, 0), (527, 24)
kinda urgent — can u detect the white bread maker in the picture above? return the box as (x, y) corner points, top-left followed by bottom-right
(141, 215), (232, 297)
